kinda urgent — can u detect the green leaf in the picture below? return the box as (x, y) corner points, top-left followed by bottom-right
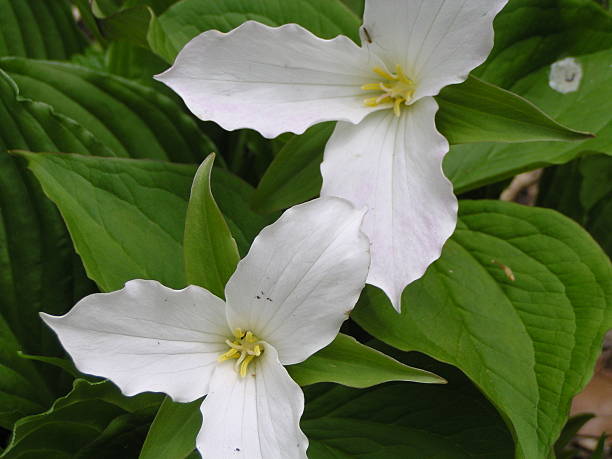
(437, 75), (591, 144)
(340, 0), (364, 16)
(538, 154), (612, 256)
(447, 49), (612, 193)
(0, 379), (160, 458)
(353, 200), (612, 458)
(17, 352), (80, 379)
(0, 57), (216, 163)
(139, 398), (201, 459)
(0, 68), (108, 403)
(252, 123), (333, 214)
(553, 413), (595, 456)
(100, 5), (152, 48)
(287, 334), (445, 388)
(104, 41), (168, 85)
(0, 315), (53, 429)
(211, 168), (277, 256)
(19, 153), (273, 293)
(477, 0), (612, 89)
(93, 0), (179, 17)
(18, 152), (195, 292)
(148, 0), (361, 62)
(592, 434), (608, 459)
(302, 352), (515, 458)
(0, 0), (86, 59)
(184, 154), (240, 298)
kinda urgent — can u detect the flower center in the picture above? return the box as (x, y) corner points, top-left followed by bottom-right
(361, 65), (415, 117)
(218, 328), (264, 377)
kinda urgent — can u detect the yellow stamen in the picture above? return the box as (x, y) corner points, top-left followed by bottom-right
(393, 97), (405, 117)
(218, 328), (264, 377)
(240, 355), (256, 377)
(373, 67), (396, 80)
(360, 64), (416, 117)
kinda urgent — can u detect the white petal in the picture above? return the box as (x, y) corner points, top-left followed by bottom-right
(224, 197), (370, 365)
(156, 21), (383, 139)
(321, 98), (458, 311)
(362, 0), (508, 100)
(197, 345), (307, 459)
(41, 280), (229, 402)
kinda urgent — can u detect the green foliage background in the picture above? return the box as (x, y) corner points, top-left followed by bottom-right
(0, 0), (610, 458)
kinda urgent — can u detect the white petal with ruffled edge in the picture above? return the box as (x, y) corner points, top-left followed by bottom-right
(362, 0), (508, 101)
(197, 345), (307, 459)
(156, 21), (384, 139)
(224, 197), (370, 365)
(321, 99), (458, 311)
(41, 279), (229, 402)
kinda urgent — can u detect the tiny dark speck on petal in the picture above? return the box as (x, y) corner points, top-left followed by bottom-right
(235, 447), (240, 452)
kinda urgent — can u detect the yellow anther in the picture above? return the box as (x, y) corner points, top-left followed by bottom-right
(393, 97), (405, 117)
(218, 347), (239, 362)
(240, 355), (256, 377)
(219, 329), (264, 377)
(361, 64), (416, 117)
(233, 328), (245, 339)
(361, 83), (384, 91)
(373, 67), (396, 80)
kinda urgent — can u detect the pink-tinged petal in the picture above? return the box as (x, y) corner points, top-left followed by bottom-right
(321, 98), (458, 311)
(197, 345), (307, 459)
(41, 279), (229, 402)
(362, 0), (508, 100)
(224, 197), (370, 365)
(156, 21), (383, 139)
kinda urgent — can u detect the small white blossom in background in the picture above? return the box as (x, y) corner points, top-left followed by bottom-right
(549, 57), (583, 94)
(156, 0), (509, 311)
(41, 197), (370, 458)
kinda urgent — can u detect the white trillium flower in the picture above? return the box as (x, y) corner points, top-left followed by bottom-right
(156, 0), (509, 311)
(41, 198), (370, 458)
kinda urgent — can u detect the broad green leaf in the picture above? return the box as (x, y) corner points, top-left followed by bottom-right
(252, 123), (334, 214)
(437, 75), (591, 144)
(19, 153), (273, 292)
(211, 168), (277, 256)
(17, 352), (80, 379)
(0, 57), (216, 163)
(18, 152), (195, 292)
(353, 200), (612, 458)
(0, 315), (53, 429)
(139, 398), (201, 459)
(100, 5), (152, 48)
(340, 0), (364, 16)
(302, 352), (515, 458)
(476, 0), (612, 89)
(0, 379), (160, 458)
(184, 154), (240, 298)
(148, 0), (361, 62)
(104, 41), (168, 85)
(538, 154), (612, 256)
(287, 333), (445, 388)
(553, 414), (595, 457)
(93, 0), (178, 17)
(447, 50), (612, 193)
(0, 69), (110, 413)
(0, 0), (86, 59)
